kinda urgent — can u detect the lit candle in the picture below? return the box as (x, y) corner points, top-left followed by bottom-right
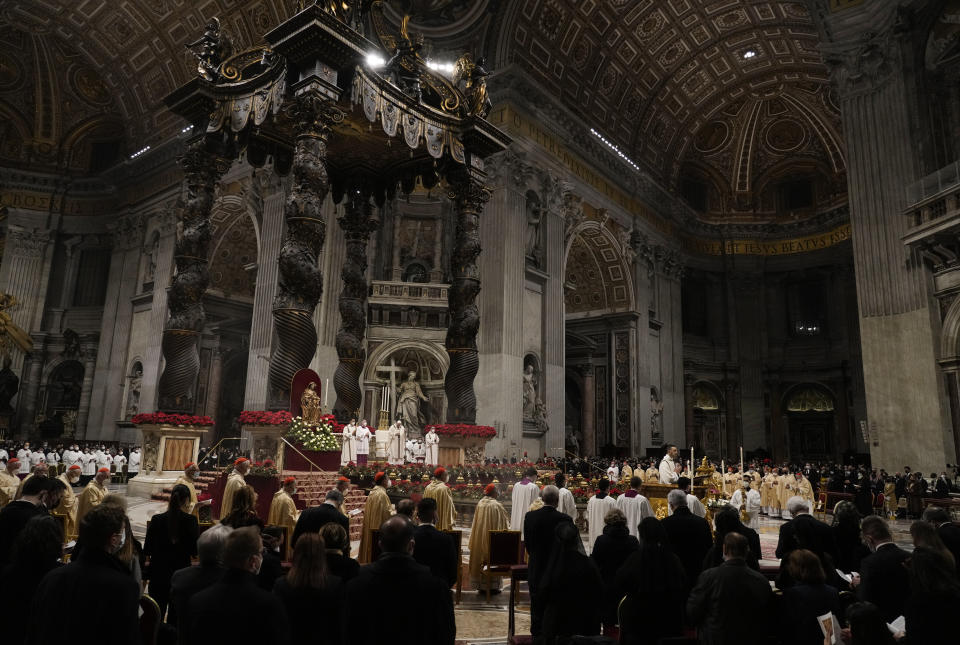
(323, 379), (329, 407)
(740, 445), (744, 474)
(691, 446), (694, 474)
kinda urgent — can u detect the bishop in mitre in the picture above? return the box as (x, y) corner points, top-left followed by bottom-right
(77, 467), (110, 524)
(782, 471), (814, 519)
(424, 467), (456, 531)
(358, 471), (393, 563)
(55, 465), (82, 539)
(220, 457), (250, 520)
(268, 476), (301, 533)
(510, 466), (540, 538)
(761, 466), (780, 517)
(586, 478), (616, 549)
(468, 483), (510, 593)
(175, 462), (201, 517)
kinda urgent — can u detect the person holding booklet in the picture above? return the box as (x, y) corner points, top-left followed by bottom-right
(778, 549), (840, 645)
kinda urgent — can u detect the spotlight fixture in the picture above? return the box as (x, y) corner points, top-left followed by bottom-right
(742, 49), (757, 60)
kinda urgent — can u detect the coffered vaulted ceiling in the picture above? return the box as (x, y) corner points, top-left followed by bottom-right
(1, 0), (847, 223)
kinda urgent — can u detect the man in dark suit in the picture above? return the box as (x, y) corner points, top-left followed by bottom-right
(291, 489), (349, 547)
(934, 472), (953, 498)
(775, 495), (838, 587)
(661, 488), (712, 596)
(0, 475), (66, 566)
(412, 497), (458, 587)
(687, 533), (774, 642)
(28, 504), (141, 644)
(923, 506), (960, 566)
(523, 485), (578, 637)
(169, 524), (231, 630)
(851, 515), (910, 622)
(184, 526), (290, 645)
(344, 515), (455, 645)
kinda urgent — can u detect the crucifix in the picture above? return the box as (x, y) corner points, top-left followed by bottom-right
(375, 358), (407, 420)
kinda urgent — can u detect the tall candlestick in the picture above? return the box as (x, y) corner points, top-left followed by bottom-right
(324, 378), (329, 407)
(740, 445), (744, 474)
(691, 446), (695, 475)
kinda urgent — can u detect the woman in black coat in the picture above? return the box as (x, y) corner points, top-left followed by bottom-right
(702, 507), (760, 571)
(144, 484), (199, 619)
(589, 507), (639, 629)
(540, 521), (603, 644)
(320, 522), (360, 582)
(273, 533), (344, 644)
(778, 549), (840, 645)
(615, 517), (685, 645)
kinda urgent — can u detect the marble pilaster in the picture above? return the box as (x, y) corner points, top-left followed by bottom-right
(139, 215), (177, 414)
(76, 346), (98, 437)
(244, 172), (286, 410)
(542, 208), (565, 458)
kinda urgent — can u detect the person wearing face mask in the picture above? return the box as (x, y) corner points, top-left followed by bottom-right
(55, 464), (82, 539)
(27, 504), (141, 644)
(79, 447), (97, 486)
(0, 475), (67, 566)
(184, 526), (290, 645)
(357, 471), (393, 564)
(77, 467), (110, 524)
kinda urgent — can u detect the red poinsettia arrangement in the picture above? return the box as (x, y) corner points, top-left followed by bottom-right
(426, 424), (496, 439)
(132, 412), (215, 426)
(238, 410), (293, 426)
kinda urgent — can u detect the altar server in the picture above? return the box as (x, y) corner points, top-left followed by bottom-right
(659, 445), (682, 485)
(511, 466), (540, 537)
(730, 476), (763, 528)
(616, 476), (654, 538)
(340, 418), (357, 466)
(587, 478), (617, 550)
(424, 426), (440, 465)
(354, 420), (372, 466)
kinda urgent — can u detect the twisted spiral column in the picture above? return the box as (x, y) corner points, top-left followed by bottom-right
(445, 168), (490, 424)
(268, 91), (343, 408)
(333, 192), (377, 421)
(158, 140), (231, 412)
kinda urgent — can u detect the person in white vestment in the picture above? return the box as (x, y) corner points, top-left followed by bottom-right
(729, 476), (762, 529)
(387, 418), (405, 465)
(424, 426), (440, 465)
(127, 447), (140, 480)
(554, 472), (577, 519)
(586, 478), (617, 550)
(510, 466), (541, 537)
(354, 420), (372, 466)
(340, 418), (357, 465)
(658, 444), (681, 485)
(16, 443), (31, 474)
(606, 461), (619, 482)
(616, 476), (654, 537)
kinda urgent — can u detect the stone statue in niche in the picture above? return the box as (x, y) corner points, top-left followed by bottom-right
(525, 193), (543, 267)
(396, 371), (428, 438)
(650, 388), (664, 443)
(144, 236), (158, 286)
(534, 398), (549, 433)
(126, 365), (143, 419)
(565, 425), (580, 456)
(522, 364), (537, 419)
(0, 356), (19, 415)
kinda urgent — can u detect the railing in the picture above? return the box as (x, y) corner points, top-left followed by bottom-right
(199, 436), (243, 470)
(369, 280), (449, 306)
(906, 161), (960, 205)
(280, 436), (325, 473)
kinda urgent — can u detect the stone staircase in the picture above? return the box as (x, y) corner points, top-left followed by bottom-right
(150, 470), (219, 503)
(285, 470), (365, 541)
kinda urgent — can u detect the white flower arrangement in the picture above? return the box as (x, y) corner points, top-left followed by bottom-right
(286, 415), (340, 451)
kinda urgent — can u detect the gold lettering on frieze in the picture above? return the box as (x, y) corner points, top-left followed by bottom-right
(680, 223), (852, 257)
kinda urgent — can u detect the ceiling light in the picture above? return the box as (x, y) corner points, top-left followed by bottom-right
(590, 128), (640, 172)
(130, 146), (151, 159)
(742, 50), (757, 60)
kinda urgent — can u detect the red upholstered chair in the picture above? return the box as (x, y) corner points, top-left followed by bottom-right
(874, 493), (885, 513)
(482, 530), (523, 602)
(139, 594), (161, 645)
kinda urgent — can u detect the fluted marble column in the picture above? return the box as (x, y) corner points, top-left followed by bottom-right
(580, 364), (596, 457)
(76, 345), (98, 437)
(19, 336), (47, 435)
(244, 170), (286, 410)
(206, 346), (225, 419)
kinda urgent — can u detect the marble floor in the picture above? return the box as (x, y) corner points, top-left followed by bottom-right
(120, 488), (919, 645)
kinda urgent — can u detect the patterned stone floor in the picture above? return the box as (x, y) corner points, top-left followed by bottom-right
(122, 487), (920, 644)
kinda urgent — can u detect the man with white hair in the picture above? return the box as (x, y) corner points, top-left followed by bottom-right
(662, 488), (713, 597)
(169, 523), (233, 631)
(774, 495), (838, 588)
